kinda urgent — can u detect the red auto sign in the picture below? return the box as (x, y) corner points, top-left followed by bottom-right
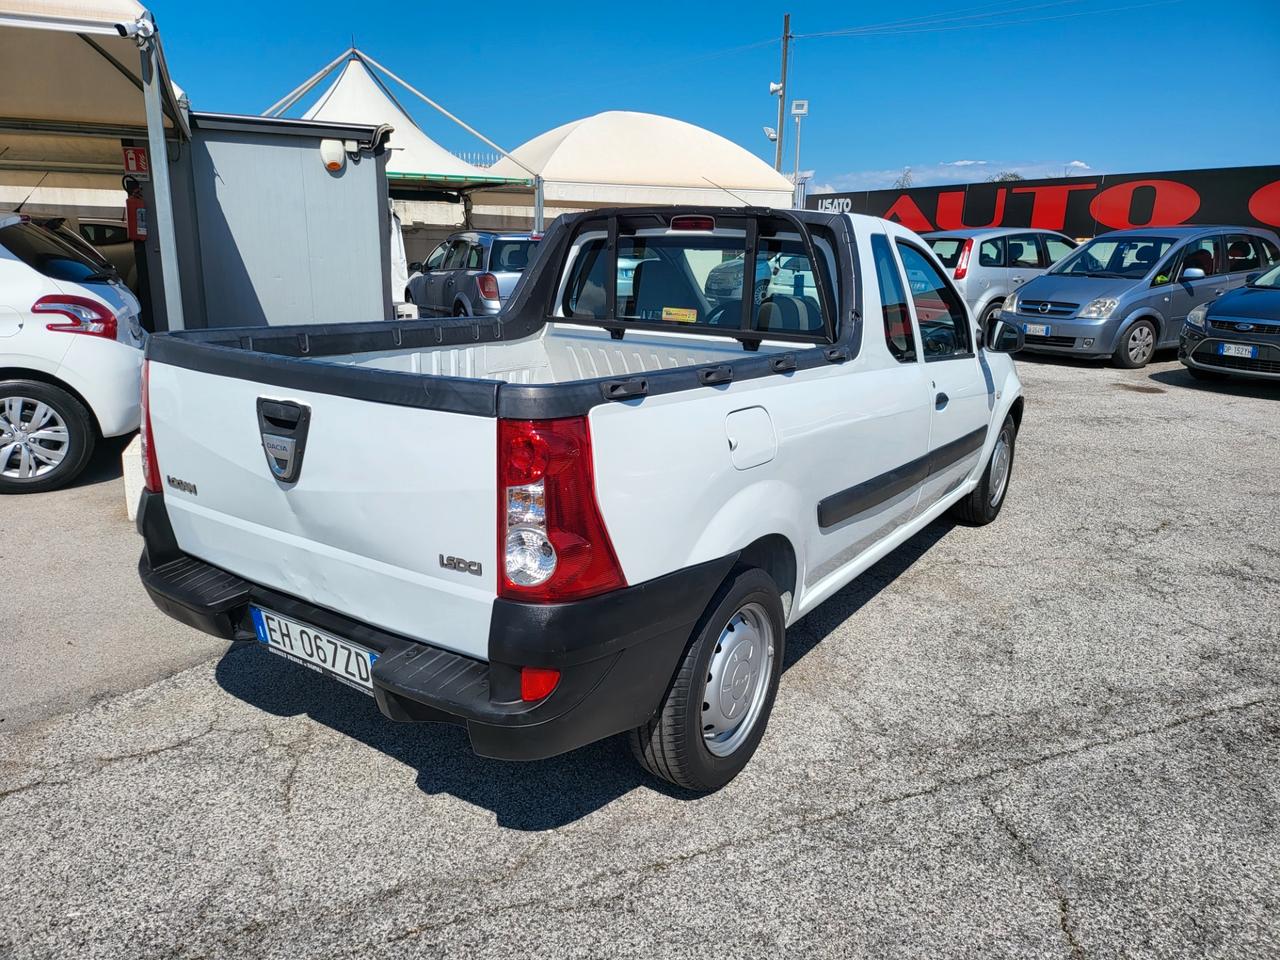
(808, 165), (1280, 237)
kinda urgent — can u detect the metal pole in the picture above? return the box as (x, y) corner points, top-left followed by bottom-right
(793, 114), (802, 208)
(262, 47), (355, 117)
(774, 13), (790, 172)
(533, 176), (545, 233)
(140, 34), (184, 331)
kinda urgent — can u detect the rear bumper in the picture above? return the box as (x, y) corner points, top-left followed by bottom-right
(136, 490), (732, 761)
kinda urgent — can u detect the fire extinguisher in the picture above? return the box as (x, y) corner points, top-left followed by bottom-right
(124, 176), (147, 241)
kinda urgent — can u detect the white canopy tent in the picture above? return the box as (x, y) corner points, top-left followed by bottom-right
(485, 111), (796, 210)
(0, 0), (188, 326)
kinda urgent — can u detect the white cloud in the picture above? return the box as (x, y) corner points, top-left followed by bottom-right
(819, 159), (1101, 191)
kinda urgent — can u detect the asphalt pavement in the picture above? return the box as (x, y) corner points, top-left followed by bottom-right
(1, 356), (1278, 959)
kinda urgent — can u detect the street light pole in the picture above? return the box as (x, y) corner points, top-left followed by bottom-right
(793, 112), (802, 206)
(774, 13), (790, 172)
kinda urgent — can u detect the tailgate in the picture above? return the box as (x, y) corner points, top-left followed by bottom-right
(147, 361), (497, 660)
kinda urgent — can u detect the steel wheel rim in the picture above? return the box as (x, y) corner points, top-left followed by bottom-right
(989, 427), (1013, 507)
(701, 601), (775, 758)
(0, 397), (70, 480)
(1128, 325), (1154, 364)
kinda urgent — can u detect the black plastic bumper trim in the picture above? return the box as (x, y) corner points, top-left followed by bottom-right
(817, 426), (987, 529)
(137, 490), (734, 761)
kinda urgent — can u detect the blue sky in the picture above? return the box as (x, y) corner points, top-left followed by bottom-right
(150, 0), (1279, 191)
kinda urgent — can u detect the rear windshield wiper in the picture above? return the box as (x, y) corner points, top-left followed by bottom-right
(82, 270), (120, 283)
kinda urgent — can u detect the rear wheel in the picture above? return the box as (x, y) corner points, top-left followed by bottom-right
(629, 566), (785, 792)
(0, 380), (95, 494)
(454, 302), (469, 317)
(1113, 319), (1157, 368)
(950, 413), (1016, 526)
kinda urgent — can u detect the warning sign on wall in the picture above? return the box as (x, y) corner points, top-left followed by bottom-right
(122, 146), (150, 180)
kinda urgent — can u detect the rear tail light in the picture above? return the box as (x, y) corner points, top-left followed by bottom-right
(497, 417), (625, 602)
(670, 215), (715, 231)
(477, 273), (500, 300)
(520, 666), (560, 702)
(953, 238), (974, 280)
(33, 295), (117, 340)
(140, 360), (161, 492)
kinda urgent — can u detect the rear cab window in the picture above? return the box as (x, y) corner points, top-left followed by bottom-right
(489, 239), (537, 273)
(0, 218), (109, 283)
(557, 213), (840, 344)
(926, 237), (965, 269)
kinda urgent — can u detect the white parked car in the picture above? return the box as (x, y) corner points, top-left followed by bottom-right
(137, 207), (1025, 791)
(0, 215), (145, 492)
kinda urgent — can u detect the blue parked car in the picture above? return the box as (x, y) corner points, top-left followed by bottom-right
(1180, 261), (1280, 382)
(1001, 226), (1280, 368)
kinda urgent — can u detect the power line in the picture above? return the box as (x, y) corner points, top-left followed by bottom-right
(795, 0), (1092, 39)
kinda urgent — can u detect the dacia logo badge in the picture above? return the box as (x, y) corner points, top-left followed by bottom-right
(262, 434), (297, 480)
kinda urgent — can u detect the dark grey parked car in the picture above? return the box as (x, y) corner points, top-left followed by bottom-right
(1001, 225), (1280, 368)
(406, 231), (539, 317)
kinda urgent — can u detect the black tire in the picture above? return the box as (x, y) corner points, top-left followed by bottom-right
(629, 566), (785, 792)
(1112, 319), (1158, 369)
(0, 380), (96, 494)
(950, 413), (1016, 526)
(1187, 365), (1228, 382)
(976, 301), (1003, 347)
(454, 303), (469, 317)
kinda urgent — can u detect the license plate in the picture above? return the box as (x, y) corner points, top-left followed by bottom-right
(1023, 322), (1050, 337)
(1218, 343), (1257, 359)
(250, 607), (378, 695)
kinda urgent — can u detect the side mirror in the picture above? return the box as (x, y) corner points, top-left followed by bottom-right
(1246, 272), (1261, 286)
(985, 314), (1025, 353)
(408, 261), (423, 274)
(1181, 267), (1206, 281)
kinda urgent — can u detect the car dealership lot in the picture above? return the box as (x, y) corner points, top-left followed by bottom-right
(2, 357), (1278, 959)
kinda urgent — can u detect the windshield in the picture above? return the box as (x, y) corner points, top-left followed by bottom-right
(1050, 235), (1175, 279)
(0, 219), (113, 283)
(488, 239), (537, 273)
(926, 237), (965, 269)
(1251, 263), (1280, 289)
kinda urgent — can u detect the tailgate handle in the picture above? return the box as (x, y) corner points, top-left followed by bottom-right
(258, 399), (304, 430)
(256, 398), (311, 484)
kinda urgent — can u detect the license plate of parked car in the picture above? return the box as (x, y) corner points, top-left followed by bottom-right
(1218, 343), (1258, 359)
(1023, 323), (1050, 337)
(250, 607), (378, 694)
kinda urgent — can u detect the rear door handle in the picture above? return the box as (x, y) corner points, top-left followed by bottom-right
(935, 392), (949, 410)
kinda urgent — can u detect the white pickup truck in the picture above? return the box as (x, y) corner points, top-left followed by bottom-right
(138, 206), (1026, 791)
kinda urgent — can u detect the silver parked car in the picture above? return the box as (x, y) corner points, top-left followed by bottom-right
(406, 231), (539, 317)
(924, 228), (1077, 327)
(1002, 225), (1280, 368)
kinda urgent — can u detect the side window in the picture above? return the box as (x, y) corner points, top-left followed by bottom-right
(1179, 237), (1223, 278)
(871, 234), (916, 363)
(424, 242), (449, 270)
(1151, 252), (1178, 286)
(1224, 234), (1263, 274)
(1260, 237), (1280, 265)
(896, 242), (971, 359)
(978, 237), (1005, 268)
(1007, 234), (1042, 269)
(466, 243), (485, 270)
(1043, 236), (1076, 264)
(442, 240), (469, 270)
(562, 238), (608, 319)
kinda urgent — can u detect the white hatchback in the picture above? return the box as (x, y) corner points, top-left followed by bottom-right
(0, 215), (145, 493)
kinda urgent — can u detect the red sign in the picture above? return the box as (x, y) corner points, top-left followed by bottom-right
(122, 146), (150, 180)
(808, 165), (1280, 237)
